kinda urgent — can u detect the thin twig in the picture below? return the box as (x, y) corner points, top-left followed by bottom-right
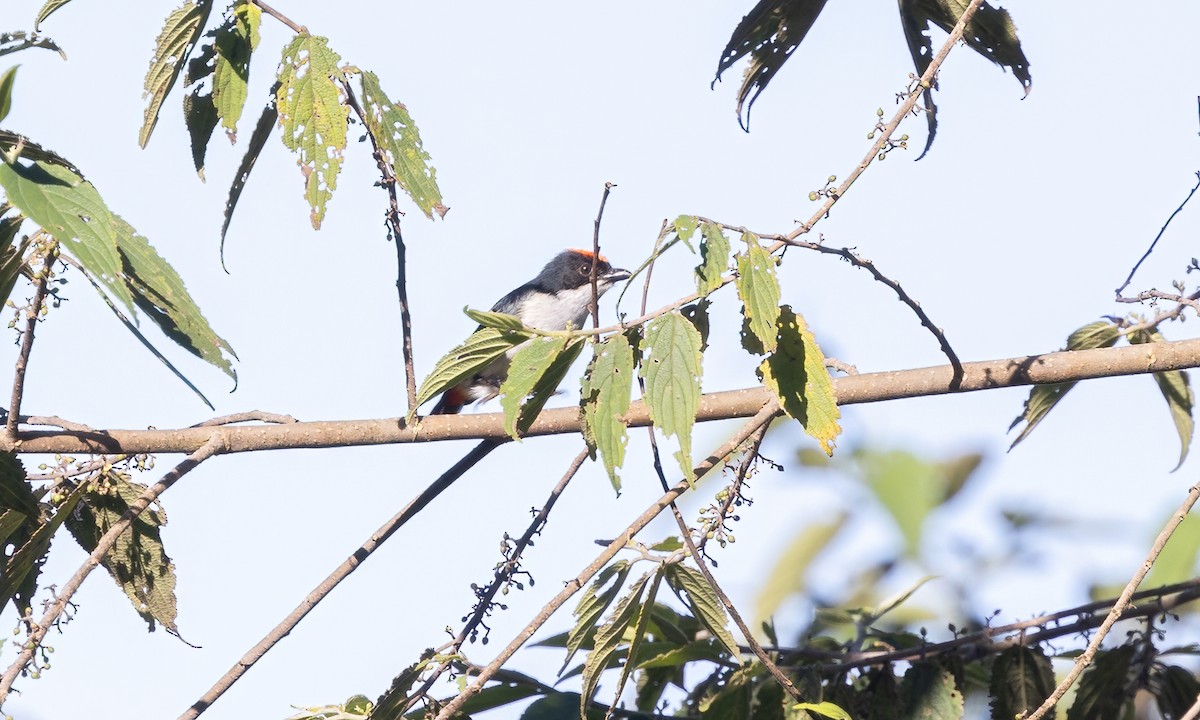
(1115, 171), (1200, 296)
(7, 243), (56, 440)
(399, 449), (589, 714)
(589, 182), (615, 330)
(180, 440), (503, 720)
(20, 414), (91, 432)
(341, 81), (419, 414)
(250, 0), (305, 34)
(433, 402), (782, 720)
(1025, 479), (1200, 720)
(0, 433), (225, 703)
(1115, 288), (1200, 316)
(191, 411), (298, 427)
(1120, 288), (1200, 336)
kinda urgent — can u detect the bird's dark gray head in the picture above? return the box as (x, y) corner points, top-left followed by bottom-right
(534, 249), (631, 293)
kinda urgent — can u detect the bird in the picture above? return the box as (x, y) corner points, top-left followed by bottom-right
(430, 248), (631, 415)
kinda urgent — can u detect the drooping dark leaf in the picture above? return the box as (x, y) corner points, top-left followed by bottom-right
(1153, 665), (1200, 720)
(988, 646), (1055, 720)
(1067, 645), (1135, 720)
(1129, 327), (1194, 471)
(1, 481), (83, 615)
(713, 0), (831, 130)
(220, 93), (277, 265)
(898, 0), (1032, 158)
(140, 0), (215, 148)
(360, 71), (447, 220)
(64, 475), (178, 632)
(1009, 320), (1121, 450)
(0, 130), (81, 176)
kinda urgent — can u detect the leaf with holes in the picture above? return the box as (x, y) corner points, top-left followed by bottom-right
(360, 71), (447, 220)
(412, 327), (529, 417)
(737, 232), (780, 354)
(1009, 320), (1121, 450)
(276, 34), (347, 229)
(1, 482), (83, 615)
(140, 0), (214, 147)
(65, 476), (177, 632)
(212, 0), (261, 138)
(760, 305), (840, 454)
(900, 662), (963, 720)
(695, 221), (730, 295)
(581, 332), (635, 490)
(1130, 327), (1194, 471)
(640, 312), (703, 483)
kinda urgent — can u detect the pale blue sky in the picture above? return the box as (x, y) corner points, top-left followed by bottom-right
(3, 2), (1200, 718)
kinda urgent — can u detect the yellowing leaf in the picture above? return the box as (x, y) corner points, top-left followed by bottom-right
(695, 221), (730, 295)
(140, 0), (214, 148)
(640, 312), (703, 483)
(760, 305), (840, 455)
(276, 34), (347, 229)
(360, 71), (447, 220)
(212, 0), (261, 138)
(581, 332), (635, 490)
(736, 232), (780, 354)
(1009, 320), (1121, 450)
(794, 701), (853, 720)
(1130, 327), (1194, 471)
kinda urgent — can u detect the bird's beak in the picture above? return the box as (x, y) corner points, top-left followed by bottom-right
(604, 267), (632, 283)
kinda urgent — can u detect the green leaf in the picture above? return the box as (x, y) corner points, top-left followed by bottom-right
(899, 0), (1031, 158)
(794, 702), (853, 720)
(276, 34), (348, 229)
(64, 476), (178, 632)
(499, 336), (583, 439)
(1144, 512), (1200, 590)
(220, 95), (277, 265)
(116, 218), (237, 380)
(140, 0), (215, 148)
(759, 305), (840, 455)
(522, 692), (603, 720)
(0, 481), (84, 615)
(871, 575), (938, 624)
(1152, 665), (1200, 720)
(753, 514), (846, 627)
(0, 65), (17, 125)
(899, 662), (963, 720)
(0, 131), (81, 175)
(581, 332), (635, 490)
(640, 311), (703, 483)
(0, 159), (134, 313)
(1129, 327), (1194, 470)
(360, 71), (448, 220)
(664, 563), (740, 658)
(647, 536), (682, 552)
(1009, 320), (1122, 450)
(1067, 646), (1134, 720)
(413, 326), (529, 416)
(562, 560), (630, 673)
(0, 227), (31, 309)
(736, 232), (780, 354)
(459, 682), (542, 716)
(605, 568), (664, 718)
(695, 221), (730, 295)
(464, 307), (525, 331)
(212, 0), (261, 138)
(674, 214), (699, 249)
(713, 0), (829, 130)
(635, 637), (728, 670)
(343, 695), (373, 716)
(863, 449), (983, 558)
(988, 646), (1055, 720)
(580, 571), (652, 714)
(35, 0), (75, 29)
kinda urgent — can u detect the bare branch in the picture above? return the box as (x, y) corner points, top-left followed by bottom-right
(6, 338), (1200, 456)
(589, 181), (615, 330)
(180, 440), (502, 720)
(0, 433), (225, 703)
(1115, 171), (1200, 296)
(7, 243), (56, 441)
(251, 0), (305, 34)
(190, 411), (298, 427)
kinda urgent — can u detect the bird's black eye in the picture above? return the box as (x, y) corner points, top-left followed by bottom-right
(579, 264), (590, 276)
